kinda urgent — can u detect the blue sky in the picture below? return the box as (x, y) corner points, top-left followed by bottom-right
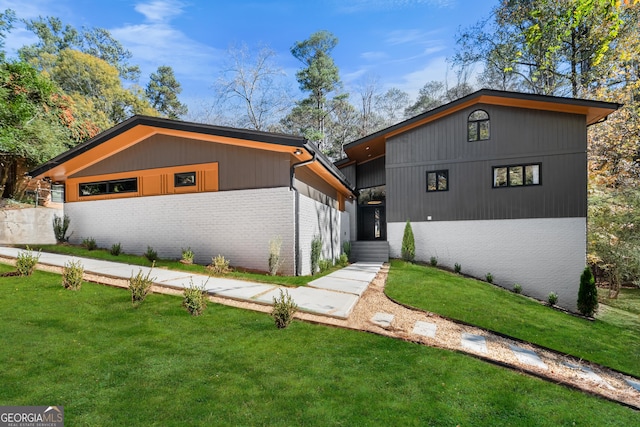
(0, 0), (497, 118)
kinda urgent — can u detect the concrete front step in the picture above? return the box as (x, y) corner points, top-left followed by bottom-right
(350, 241), (389, 263)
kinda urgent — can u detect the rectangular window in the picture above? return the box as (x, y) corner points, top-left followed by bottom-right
(426, 170), (448, 192)
(493, 164), (541, 188)
(79, 178), (137, 196)
(175, 171), (196, 187)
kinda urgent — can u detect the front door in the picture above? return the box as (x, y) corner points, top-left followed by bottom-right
(358, 204), (386, 241)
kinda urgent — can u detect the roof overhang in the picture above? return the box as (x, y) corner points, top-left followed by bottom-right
(343, 89), (621, 164)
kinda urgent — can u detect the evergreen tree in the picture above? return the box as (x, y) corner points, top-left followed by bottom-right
(146, 65), (187, 119)
(577, 266), (598, 317)
(401, 220), (415, 262)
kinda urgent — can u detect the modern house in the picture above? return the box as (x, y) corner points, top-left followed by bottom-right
(29, 116), (356, 276)
(29, 89), (619, 310)
(337, 89), (619, 310)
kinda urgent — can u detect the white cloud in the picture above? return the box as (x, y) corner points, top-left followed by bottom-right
(360, 51), (388, 61)
(134, 0), (185, 23)
(392, 56), (454, 99)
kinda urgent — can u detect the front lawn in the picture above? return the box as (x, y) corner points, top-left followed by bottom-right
(0, 263), (637, 425)
(386, 260), (640, 378)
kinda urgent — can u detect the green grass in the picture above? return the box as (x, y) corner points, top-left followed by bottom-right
(25, 244), (339, 287)
(0, 263), (637, 426)
(386, 260), (640, 378)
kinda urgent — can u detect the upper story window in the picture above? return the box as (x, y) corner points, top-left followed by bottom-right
(468, 109), (490, 142)
(79, 178), (137, 196)
(493, 164), (541, 188)
(426, 170), (449, 192)
(175, 171), (196, 187)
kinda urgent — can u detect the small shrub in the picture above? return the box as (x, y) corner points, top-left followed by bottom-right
(342, 241), (351, 259)
(181, 247), (195, 264)
(271, 288), (298, 329)
(337, 252), (349, 267)
(547, 292), (559, 306)
(52, 214), (71, 243)
(129, 263), (156, 307)
(208, 255), (230, 275)
(110, 242), (122, 256)
(144, 246), (158, 262)
(268, 236), (283, 276)
(62, 259), (84, 290)
(311, 235), (322, 275)
(319, 258), (333, 272)
(82, 237), (97, 251)
(183, 279), (208, 316)
(401, 220), (415, 262)
(513, 283), (523, 294)
(577, 266), (598, 317)
(429, 256), (438, 266)
(16, 247), (40, 276)
(454, 263), (461, 274)
(485, 273), (493, 284)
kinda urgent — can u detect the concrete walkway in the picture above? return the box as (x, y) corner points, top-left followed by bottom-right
(0, 246), (380, 319)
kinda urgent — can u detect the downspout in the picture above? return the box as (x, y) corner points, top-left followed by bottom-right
(290, 151), (317, 276)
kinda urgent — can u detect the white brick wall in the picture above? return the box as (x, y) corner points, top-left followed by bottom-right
(388, 218), (586, 311)
(298, 193), (342, 275)
(65, 187), (296, 274)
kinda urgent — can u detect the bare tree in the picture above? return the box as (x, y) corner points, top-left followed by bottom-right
(212, 43), (292, 130)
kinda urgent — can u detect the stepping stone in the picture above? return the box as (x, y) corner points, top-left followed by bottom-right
(461, 333), (488, 354)
(509, 345), (548, 370)
(625, 378), (640, 392)
(371, 312), (394, 328)
(562, 362), (610, 386)
(412, 321), (437, 338)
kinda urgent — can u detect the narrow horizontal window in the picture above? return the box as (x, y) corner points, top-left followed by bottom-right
(79, 178), (137, 196)
(175, 171), (196, 187)
(493, 164), (541, 188)
(426, 170), (448, 192)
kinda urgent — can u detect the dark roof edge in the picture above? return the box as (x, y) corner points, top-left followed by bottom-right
(343, 88), (622, 150)
(29, 115), (307, 178)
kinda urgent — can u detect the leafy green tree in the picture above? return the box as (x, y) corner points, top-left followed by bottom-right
(401, 220), (415, 262)
(289, 30), (343, 152)
(146, 65), (187, 119)
(577, 266), (598, 317)
(0, 9), (16, 61)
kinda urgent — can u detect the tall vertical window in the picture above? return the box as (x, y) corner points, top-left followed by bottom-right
(468, 109), (490, 141)
(426, 170), (449, 192)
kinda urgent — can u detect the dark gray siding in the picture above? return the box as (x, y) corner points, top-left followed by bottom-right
(386, 105), (587, 222)
(71, 134), (290, 191)
(339, 164), (356, 187)
(356, 156), (385, 189)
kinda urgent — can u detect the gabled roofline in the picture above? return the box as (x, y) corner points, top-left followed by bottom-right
(343, 89), (621, 163)
(29, 115), (355, 195)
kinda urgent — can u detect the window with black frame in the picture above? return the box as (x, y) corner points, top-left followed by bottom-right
(174, 172), (196, 187)
(79, 178), (137, 196)
(426, 170), (448, 192)
(468, 109), (490, 142)
(493, 164), (540, 188)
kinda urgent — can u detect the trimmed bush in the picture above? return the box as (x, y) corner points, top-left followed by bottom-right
(110, 243), (122, 256)
(82, 237), (97, 251)
(52, 214), (71, 243)
(16, 247), (40, 276)
(337, 253), (349, 267)
(144, 246), (158, 262)
(513, 283), (523, 294)
(208, 255), (230, 275)
(454, 263), (461, 274)
(577, 266), (598, 317)
(62, 259), (84, 290)
(129, 264), (156, 307)
(319, 258), (332, 273)
(311, 235), (322, 275)
(271, 288), (298, 329)
(401, 220), (415, 262)
(429, 256), (438, 266)
(548, 292), (559, 306)
(268, 236), (283, 276)
(181, 247), (195, 264)
(183, 280), (208, 316)
(485, 273), (493, 284)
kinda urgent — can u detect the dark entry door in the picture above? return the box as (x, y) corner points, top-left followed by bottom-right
(358, 205), (386, 241)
